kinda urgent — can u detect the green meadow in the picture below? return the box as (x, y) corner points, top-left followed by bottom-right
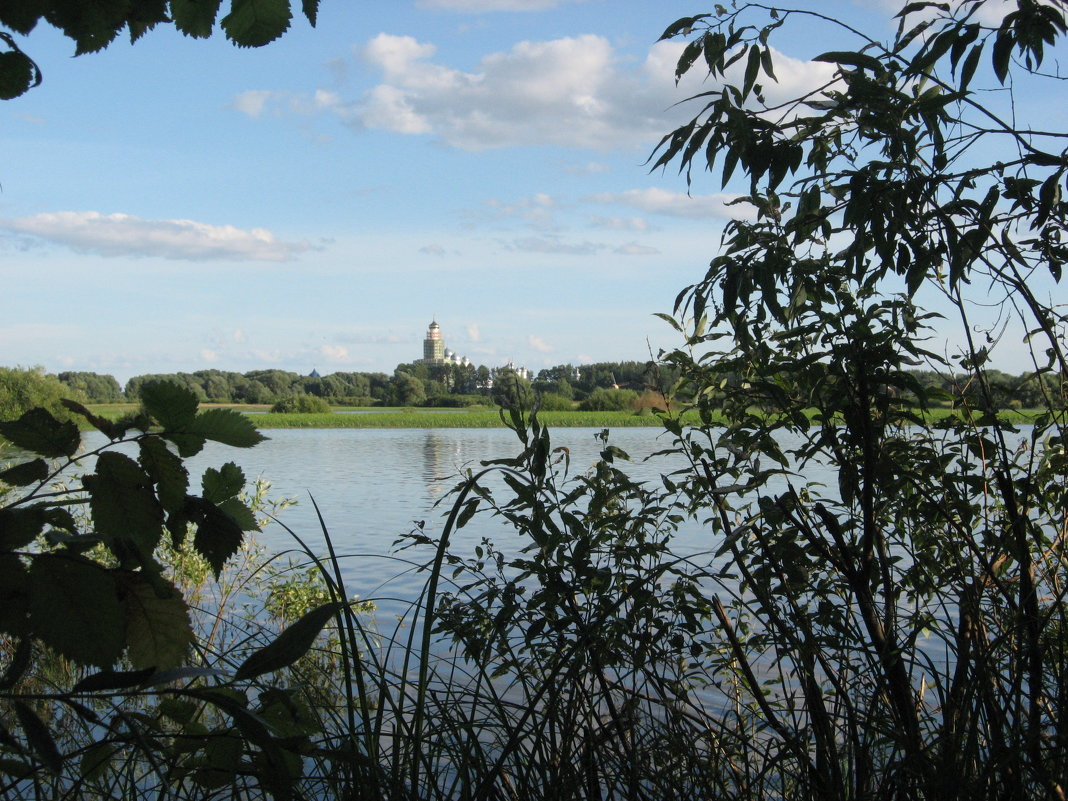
(80, 403), (1042, 430)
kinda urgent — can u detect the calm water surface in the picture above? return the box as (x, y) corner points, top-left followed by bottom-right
(81, 427), (695, 618)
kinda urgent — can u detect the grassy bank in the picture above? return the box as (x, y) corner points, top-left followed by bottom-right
(80, 403), (1044, 430)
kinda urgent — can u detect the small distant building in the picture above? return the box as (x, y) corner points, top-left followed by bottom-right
(422, 320), (446, 364)
(421, 320), (470, 366)
(308, 368), (321, 378)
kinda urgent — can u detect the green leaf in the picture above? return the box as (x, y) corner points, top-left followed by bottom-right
(188, 408), (266, 448)
(191, 498), (245, 578)
(813, 50), (883, 73)
(0, 506), (46, 552)
(140, 381), (198, 430)
(992, 28), (1014, 84)
(301, 0), (319, 25)
(79, 742), (117, 782)
(83, 452), (164, 561)
(120, 573), (193, 670)
(28, 553), (124, 668)
(0, 408), (80, 458)
(164, 431), (207, 458)
(221, 0), (293, 48)
(0, 458), (48, 487)
(743, 45), (761, 98)
(61, 399), (116, 438)
(72, 668), (156, 693)
(169, 0), (224, 38)
(235, 602), (339, 680)
(138, 436), (189, 514)
(14, 701), (62, 775)
(0, 49), (40, 99)
(0, 554), (30, 636)
(218, 497), (258, 531)
(202, 462), (245, 503)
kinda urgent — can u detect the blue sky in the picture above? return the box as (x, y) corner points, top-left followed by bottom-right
(0, 0), (1051, 383)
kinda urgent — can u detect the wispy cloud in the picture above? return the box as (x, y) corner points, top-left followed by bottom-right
(615, 242), (659, 255)
(589, 215), (651, 231)
(417, 0), (591, 9)
(320, 344), (352, 362)
(508, 235), (602, 255)
(587, 188), (754, 221)
(528, 334), (553, 352)
(0, 211), (310, 262)
(233, 32), (836, 153)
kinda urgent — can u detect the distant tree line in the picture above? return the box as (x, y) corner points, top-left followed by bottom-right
(0, 363), (1063, 423)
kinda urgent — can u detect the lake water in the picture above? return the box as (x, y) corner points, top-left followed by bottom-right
(78, 426), (699, 620)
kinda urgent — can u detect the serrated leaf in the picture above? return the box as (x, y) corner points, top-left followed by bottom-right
(301, 0), (319, 25)
(0, 506), (46, 552)
(0, 458), (49, 487)
(188, 408), (266, 448)
(170, 0), (224, 37)
(0, 408), (80, 458)
(158, 697), (198, 724)
(120, 573), (193, 671)
(218, 497), (258, 531)
(0, 758), (34, 779)
(0, 554), (30, 636)
(221, 0), (292, 48)
(61, 399), (116, 438)
(14, 701), (62, 775)
(202, 462), (245, 503)
(83, 452), (164, 561)
(191, 498), (245, 578)
(235, 602), (340, 681)
(79, 741), (117, 782)
(140, 381), (198, 430)
(164, 431), (207, 458)
(0, 49), (39, 99)
(138, 437), (189, 514)
(29, 554), (124, 668)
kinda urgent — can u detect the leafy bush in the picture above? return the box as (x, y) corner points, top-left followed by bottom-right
(534, 391), (574, 411)
(578, 387), (638, 411)
(270, 394), (331, 414)
(0, 366), (81, 423)
(422, 393), (486, 407)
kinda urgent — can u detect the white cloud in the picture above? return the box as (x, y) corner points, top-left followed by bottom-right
(467, 323), (482, 342)
(231, 88), (341, 118)
(230, 89), (272, 117)
(200, 349), (220, 362)
(346, 34), (697, 150)
(564, 161), (610, 175)
(509, 235), (602, 255)
(417, 0), (589, 9)
(233, 329), (248, 343)
(528, 334), (553, 353)
(420, 243), (447, 256)
(234, 34), (837, 152)
(615, 242), (659, 256)
(589, 215), (650, 231)
(0, 211), (310, 261)
(587, 188), (754, 221)
(482, 194), (561, 229)
(320, 344), (352, 361)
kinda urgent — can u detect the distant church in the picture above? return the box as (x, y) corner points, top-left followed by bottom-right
(421, 320), (471, 367)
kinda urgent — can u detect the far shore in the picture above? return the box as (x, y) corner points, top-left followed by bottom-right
(78, 403), (1043, 430)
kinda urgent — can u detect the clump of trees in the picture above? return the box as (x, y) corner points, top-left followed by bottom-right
(0, 367), (82, 423)
(270, 395), (331, 414)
